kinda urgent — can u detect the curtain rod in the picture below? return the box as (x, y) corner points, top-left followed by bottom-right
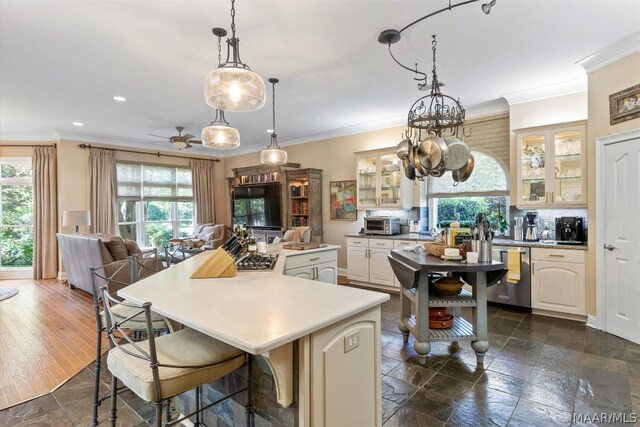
(1, 143), (57, 147)
(77, 143), (220, 162)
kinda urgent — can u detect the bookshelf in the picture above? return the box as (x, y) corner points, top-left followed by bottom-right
(286, 168), (322, 242)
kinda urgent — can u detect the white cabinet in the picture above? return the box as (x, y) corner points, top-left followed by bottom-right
(531, 248), (586, 316)
(355, 148), (411, 209)
(347, 237), (419, 288)
(516, 123), (586, 208)
(284, 248), (338, 284)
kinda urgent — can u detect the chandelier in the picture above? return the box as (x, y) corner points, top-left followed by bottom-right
(202, 29), (241, 149)
(260, 78), (288, 165)
(204, 0), (265, 112)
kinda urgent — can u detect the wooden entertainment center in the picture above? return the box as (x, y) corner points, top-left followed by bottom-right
(231, 164), (323, 243)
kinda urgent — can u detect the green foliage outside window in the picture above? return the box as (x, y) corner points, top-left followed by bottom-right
(437, 196), (508, 231)
(1, 162), (33, 268)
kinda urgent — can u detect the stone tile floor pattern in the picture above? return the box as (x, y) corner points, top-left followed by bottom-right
(1, 293), (639, 426)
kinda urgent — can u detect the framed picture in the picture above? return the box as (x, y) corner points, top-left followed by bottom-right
(609, 83), (640, 125)
(329, 180), (357, 220)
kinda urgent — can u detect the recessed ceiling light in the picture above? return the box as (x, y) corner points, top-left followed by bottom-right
(73, 122), (84, 126)
(113, 96), (126, 102)
(267, 129), (274, 134)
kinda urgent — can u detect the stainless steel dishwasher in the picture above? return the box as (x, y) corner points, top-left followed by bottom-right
(488, 245), (531, 310)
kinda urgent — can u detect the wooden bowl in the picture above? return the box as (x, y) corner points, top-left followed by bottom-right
(428, 307), (455, 328)
(432, 276), (464, 296)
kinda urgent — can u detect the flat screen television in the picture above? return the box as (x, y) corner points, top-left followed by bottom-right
(233, 183), (282, 229)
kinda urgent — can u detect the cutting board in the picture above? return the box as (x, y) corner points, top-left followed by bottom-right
(282, 243), (327, 251)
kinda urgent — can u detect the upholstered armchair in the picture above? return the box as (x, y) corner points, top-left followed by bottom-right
(280, 226), (312, 243)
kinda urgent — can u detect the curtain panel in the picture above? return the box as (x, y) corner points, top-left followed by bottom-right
(32, 146), (58, 279)
(190, 159), (216, 224)
(89, 148), (117, 234)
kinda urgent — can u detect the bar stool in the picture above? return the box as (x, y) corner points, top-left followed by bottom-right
(100, 284), (252, 427)
(89, 250), (169, 426)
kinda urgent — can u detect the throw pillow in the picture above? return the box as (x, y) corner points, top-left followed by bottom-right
(281, 230), (294, 242)
(123, 239), (142, 255)
(103, 237), (129, 261)
(198, 225), (216, 241)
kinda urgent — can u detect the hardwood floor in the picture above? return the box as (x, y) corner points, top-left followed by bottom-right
(0, 278), (99, 410)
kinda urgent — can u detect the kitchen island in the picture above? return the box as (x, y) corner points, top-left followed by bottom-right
(389, 249), (506, 364)
(118, 244), (389, 426)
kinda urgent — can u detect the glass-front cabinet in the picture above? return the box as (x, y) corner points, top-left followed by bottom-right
(516, 123), (586, 207)
(356, 148), (411, 209)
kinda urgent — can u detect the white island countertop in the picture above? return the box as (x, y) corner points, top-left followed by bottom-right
(118, 244), (389, 355)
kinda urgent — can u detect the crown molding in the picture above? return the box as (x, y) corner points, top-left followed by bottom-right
(502, 77), (587, 105)
(577, 30), (640, 74)
(0, 132), (59, 141)
(465, 98), (509, 119)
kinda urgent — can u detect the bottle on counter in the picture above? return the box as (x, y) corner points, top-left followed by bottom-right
(247, 228), (257, 253)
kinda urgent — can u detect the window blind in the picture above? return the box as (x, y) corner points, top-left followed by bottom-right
(117, 163), (192, 201)
(427, 113), (509, 198)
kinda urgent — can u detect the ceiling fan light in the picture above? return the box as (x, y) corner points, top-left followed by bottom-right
(204, 67), (265, 112)
(260, 147), (288, 165)
(201, 124), (240, 149)
(172, 140), (189, 150)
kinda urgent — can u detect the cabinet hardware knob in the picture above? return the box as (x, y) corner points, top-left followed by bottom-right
(604, 244), (616, 251)
(532, 262), (535, 275)
(309, 257), (320, 261)
(549, 254), (564, 257)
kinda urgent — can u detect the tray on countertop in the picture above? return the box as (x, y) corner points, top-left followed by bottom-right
(282, 243), (328, 251)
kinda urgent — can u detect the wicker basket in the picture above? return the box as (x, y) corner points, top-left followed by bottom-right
(424, 242), (448, 257)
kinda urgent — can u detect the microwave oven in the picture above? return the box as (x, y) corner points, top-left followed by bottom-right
(364, 216), (401, 235)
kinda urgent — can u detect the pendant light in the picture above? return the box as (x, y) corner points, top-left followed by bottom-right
(202, 30), (241, 149)
(202, 109), (240, 149)
(204, 0), (265, 112)
(260, 78), (288, 165)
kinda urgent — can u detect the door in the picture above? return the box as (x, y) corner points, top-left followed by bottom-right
(316, 261), (337, 284)
(369, 248), (394, 286)
(285, 265), (314, 280)
(604, 137), (640, 343)
(532, 261), (585, 315)
(347, 246), (369, 282)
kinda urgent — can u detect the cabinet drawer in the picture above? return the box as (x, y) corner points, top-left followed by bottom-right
(394, 239), (417, 249)
(347, 237), (368, 247)
(285, 249), (337, 270)
(369, 238), (394, 249)
(531, 248), (585, 263)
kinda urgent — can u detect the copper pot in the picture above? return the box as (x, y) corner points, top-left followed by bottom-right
(452, 153), (475, 183)
(417, 135), (448, 171)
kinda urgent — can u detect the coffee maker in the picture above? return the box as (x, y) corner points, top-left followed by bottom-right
(524, 211), (539, 242)
(555, 217), (586, 244)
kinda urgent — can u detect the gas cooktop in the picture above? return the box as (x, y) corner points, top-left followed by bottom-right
(235, 253), (279, 271)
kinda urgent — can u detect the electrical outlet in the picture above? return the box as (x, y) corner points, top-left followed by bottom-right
(344, 331), (360, 353)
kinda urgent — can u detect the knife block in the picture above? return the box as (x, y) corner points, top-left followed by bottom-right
(190, 247), (237, 279)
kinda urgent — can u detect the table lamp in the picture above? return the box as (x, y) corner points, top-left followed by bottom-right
(63, 210), (91, 233)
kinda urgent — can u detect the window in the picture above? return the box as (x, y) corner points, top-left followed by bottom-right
(0, 158), (33, 270)
(116, 163), (193, 248)
(427, 114), (511, 233)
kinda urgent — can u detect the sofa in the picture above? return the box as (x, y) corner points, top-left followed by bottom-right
(191, 223), (227, 249)
(57, 233), (164, 295)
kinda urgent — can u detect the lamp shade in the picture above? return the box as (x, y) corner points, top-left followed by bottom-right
(63, 210), (91, 226)
(204, 67), (266, 112)
(202, 124), (240, 149)
(260, 148), (288, 165)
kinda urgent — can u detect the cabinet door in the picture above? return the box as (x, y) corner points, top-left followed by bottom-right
(285, 265), (314, 280)
(550, 126), (586, 205)
(531, 260), (586, 315)
(517, 131), (549, 206)
(369, 248), (394, 287)
(316, 261), (338, 284)
(356, 155), (378, 208)
(378, 153), (403, 208)
(347, 246), (369, 282)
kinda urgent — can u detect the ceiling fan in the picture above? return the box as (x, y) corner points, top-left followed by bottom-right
(148, 126), (202, 150)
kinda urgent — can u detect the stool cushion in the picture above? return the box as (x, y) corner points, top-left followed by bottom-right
(101, 302), (168, 331)
(107, 328), (244, 402)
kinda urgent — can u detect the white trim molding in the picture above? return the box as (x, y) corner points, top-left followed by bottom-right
(502, 78), (587, 105)
(577, 30), (640, 74)
(595, 129), (640, 333)
(586, 315), (600, 331)
(0, 132), (59, 141)
(337, 267), (348, 278)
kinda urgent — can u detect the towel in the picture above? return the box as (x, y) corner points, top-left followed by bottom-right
(506, 250), (521, 284)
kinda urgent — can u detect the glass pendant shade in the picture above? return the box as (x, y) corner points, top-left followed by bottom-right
(260, 147), (288, 165)
(204, 67), (266, 112)
(201, 124), (240, 149)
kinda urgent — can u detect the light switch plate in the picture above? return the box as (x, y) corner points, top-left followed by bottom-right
(344, 331), (360, 353)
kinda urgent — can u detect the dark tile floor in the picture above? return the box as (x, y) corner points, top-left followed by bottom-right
(1, 293), (639, 426)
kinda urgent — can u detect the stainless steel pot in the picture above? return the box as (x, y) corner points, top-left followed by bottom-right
(444, 135), (470, 171)
(410, 143), (429, 177)
(452, 153), (475, 183)
(417, 135), (448, 171)
(402, 158), (416, 180)
(396, 138), (410, 160)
